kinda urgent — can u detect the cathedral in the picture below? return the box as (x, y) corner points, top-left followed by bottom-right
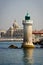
(1, 20), (23, 38)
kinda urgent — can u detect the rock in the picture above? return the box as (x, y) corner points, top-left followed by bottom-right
(8, 45), (18, 49)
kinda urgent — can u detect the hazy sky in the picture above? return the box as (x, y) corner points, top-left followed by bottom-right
(0, 0), (43, 30)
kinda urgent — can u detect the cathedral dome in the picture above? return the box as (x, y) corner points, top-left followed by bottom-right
(13, 20), (19, 28)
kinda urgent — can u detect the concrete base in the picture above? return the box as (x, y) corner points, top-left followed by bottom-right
(21, 42), (35, 48)
(21, 45), (35, 48)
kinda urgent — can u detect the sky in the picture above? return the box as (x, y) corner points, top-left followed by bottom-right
(0, 0), (43, 30)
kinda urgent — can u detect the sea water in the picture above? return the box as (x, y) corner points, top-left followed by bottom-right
(0, 41), (43, 65)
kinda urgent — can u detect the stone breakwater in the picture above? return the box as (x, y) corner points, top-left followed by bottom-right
(0, 38), (23, 42)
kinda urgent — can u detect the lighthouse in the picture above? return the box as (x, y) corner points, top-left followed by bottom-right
(22, 13), (34, 48)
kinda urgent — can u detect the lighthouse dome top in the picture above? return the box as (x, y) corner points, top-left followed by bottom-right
(25, 12), (30, 20)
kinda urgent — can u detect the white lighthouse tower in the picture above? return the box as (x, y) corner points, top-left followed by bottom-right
(22, 13), (34, 48)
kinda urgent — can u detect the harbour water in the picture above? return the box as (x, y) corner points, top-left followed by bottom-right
(0, 41), (43, 65)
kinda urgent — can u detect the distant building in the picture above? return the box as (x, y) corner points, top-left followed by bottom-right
(13, 28), (23, 38)
(0, 30), (6, 38)
(0, 20), (43, 42)
(1, 20), (23, 38)
(32, 30), (43, 42)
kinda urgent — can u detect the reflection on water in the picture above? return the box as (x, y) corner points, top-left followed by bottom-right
(0, 42), (43, 65)
(23, 49), (34, 65)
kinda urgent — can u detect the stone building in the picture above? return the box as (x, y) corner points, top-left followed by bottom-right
(1, 20), (23, 38)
